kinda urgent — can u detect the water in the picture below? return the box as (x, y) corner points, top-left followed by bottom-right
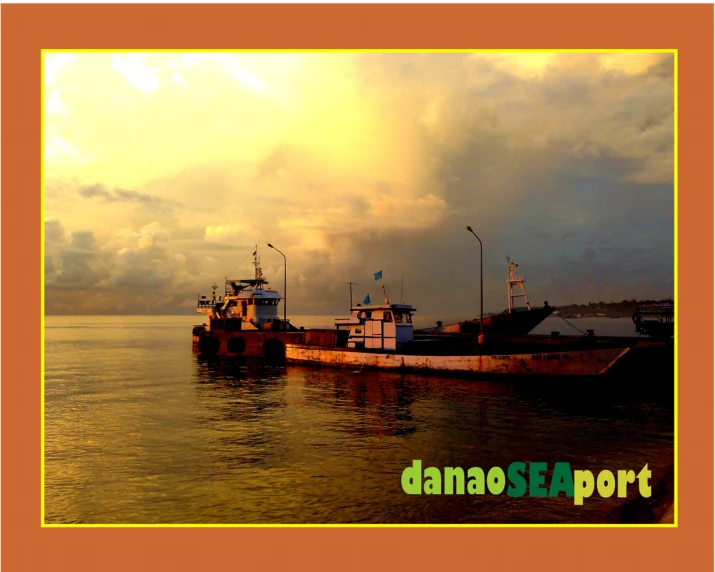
(44, 315), (674, 524)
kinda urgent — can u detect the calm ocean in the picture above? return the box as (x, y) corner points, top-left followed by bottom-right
(44, 315), (674, 524)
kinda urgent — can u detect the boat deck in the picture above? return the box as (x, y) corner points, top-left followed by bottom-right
(385, 333), (640, 357)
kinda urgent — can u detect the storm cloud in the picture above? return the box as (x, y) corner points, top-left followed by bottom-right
(44, 52), (674, 316)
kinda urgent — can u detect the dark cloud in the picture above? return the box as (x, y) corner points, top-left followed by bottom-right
(599, 246), (626, 255)
(580, 248), (596, 261)
(44, 219), (66, 243)
(70, 230), (96, 250)
(79, 183), (173, 209)
(79, 183), (113, 200)
(45, 229), (105, 289)
(524, 226), (553, 239)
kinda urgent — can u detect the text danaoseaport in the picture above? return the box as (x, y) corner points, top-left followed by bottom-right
(401, 460), (652, 505)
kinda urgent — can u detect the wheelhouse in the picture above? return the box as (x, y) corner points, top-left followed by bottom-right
(335, 303), (415, 351)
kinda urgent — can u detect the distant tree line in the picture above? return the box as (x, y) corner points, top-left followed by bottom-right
(553, 299), (674, 318)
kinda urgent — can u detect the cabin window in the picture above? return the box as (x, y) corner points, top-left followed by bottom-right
(394, 313), (403, 323)
(383, 312), (393, 323)
(365, 311), (372, 319)
(405, 314), (412, 323)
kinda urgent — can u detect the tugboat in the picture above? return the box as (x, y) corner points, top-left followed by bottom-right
(416, 258), (553, 336)
(192, 249), (335, 358)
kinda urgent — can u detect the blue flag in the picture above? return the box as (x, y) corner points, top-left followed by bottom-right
(363, 294), (371, 305)
(374, 270), (383, 280)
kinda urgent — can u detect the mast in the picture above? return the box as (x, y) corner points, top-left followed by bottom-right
(339, 281), (359, 309)
(507, 257), (531, 313)
(252, 245), (264, 289)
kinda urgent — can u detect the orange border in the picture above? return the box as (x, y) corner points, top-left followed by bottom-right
(4, 4), (713, 571)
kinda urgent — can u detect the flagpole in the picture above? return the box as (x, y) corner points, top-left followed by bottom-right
(267, 243), (287, 327)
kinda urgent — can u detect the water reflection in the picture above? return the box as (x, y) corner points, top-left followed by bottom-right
(44, 316), (675, 525)
(301, 369), (424, 438)
(192, 358), (291, 473)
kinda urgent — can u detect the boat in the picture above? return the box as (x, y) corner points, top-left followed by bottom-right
(285, 289), (633, 376)
(415, 258), (552, 336)
(632, 302), (674, 338)
(192, 249), (334, 357)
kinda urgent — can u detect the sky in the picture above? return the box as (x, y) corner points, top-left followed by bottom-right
(43, 51), (674, 317)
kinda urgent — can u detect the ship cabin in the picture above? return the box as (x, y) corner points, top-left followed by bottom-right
(196, 255), (287, 332)
(335, 303), (415, 351)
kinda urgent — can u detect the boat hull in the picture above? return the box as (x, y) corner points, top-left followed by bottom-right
(285, 344), (630, 376)
(194, 329), (336, 358)
(418, 306), (553, 336)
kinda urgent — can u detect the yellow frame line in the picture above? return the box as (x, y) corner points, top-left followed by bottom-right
(40, 48), (678, 529)
(672, 49), (679, 528)
(41, 48), (677, 53)
(41, 52), (47, 527)
(41, 523), (677, 529)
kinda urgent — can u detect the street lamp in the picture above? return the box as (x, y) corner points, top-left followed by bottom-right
(267, 243), (287, 327)
(466, 226), (484, 340)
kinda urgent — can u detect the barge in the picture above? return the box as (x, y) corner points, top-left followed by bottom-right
(284, 293), (633, 376)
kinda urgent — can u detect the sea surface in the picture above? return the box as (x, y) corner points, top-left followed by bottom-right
(44, 315), (674, 525)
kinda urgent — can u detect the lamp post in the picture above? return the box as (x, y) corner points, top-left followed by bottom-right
(267, 243), (287, 327)
(466, 226), (484, 341)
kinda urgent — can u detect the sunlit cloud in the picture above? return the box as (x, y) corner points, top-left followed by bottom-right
(111, 54), (160, 93)
(44, 135), (85, 165)
(204, 224), (255, 244)
(44, 53), (77, 84)
(46, 89), (68, 115)
(171, 72), (187, 88)
(180, 53), (266, 90)
(43, 51), (674, 315)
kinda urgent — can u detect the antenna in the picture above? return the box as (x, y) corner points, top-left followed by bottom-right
(339, 281), (360, 309)
(400, 271), (404, 304)
(382, 284), (389, 304)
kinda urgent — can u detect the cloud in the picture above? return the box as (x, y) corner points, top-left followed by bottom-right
(203, 224), (255, 245)
(43, 52), (674, 315)
(44, 53), (77, 84)
(580, 247), (596, 261)
(111, 54), (160, 93)
(45, 228), (106, 289)
(78, 183), (175, 210)
(44, 219), (67, 243)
